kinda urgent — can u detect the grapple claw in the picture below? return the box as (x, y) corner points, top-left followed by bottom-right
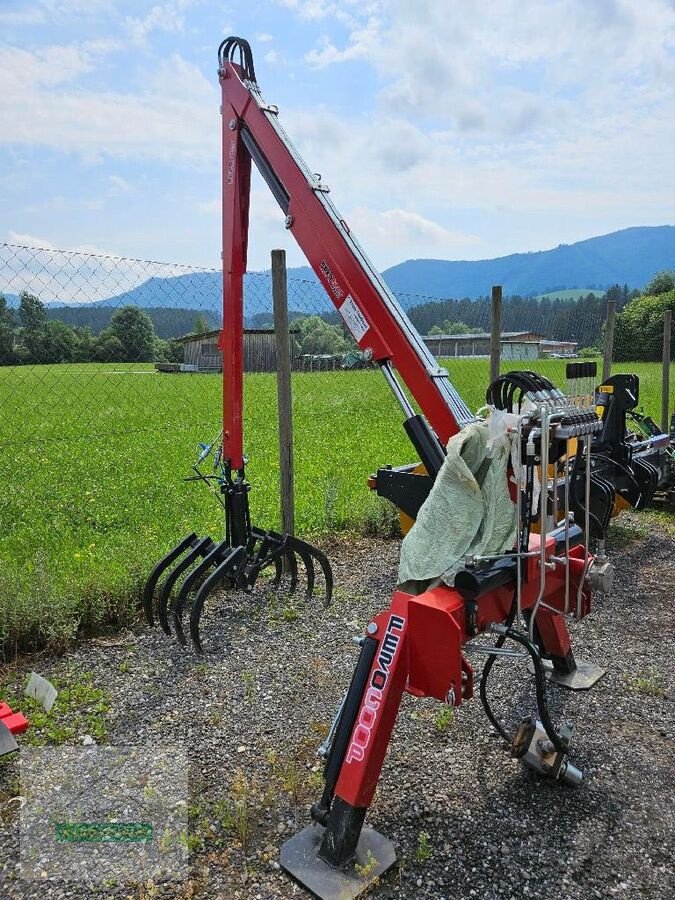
(189, 546), (248, 652)
(172, 539), (230, 645)
(144, 463), (334, 649)
(157, 537), (215, 634)
(143, 533), (199, 625)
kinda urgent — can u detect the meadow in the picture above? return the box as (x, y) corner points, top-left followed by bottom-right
(0, 357), (670, 654)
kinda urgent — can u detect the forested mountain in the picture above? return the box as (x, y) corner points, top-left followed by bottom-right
(383, 226), (675, 299)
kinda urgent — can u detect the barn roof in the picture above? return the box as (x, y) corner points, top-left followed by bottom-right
(177, 327), (298, 343)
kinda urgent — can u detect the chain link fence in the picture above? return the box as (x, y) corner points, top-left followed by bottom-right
(2, 240), (671, 456)
(1, 241), (672, 653)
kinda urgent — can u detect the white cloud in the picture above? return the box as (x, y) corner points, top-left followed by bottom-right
(264, 49), (280, 64)
(8, 231), (56, 249)
(0, 44), (219, 164)
(346, 208), (480, 267)
(125, 2), (192, 46)
(107, 175), (132, 194)
(255, 32), (274, 42)
(0, 9), (46, 25)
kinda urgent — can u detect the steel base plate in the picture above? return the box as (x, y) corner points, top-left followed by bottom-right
(280, 823), (397, 900)
(529, 658), (606, 690)
(0, 720), (19, 757)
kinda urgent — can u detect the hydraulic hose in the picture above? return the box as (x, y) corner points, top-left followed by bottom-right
(480, 600), (569, 756)
(500, 626), (569, 756)
(479, 594), (518, 743)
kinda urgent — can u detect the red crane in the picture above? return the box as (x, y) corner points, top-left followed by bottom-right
(146, 38), (616, 899)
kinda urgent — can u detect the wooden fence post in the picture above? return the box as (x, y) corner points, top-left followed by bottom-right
(272, 249), (294, 536)
(490, 285), (502, 385)
(662, 308), (672, 434)
(602, 299), (616, 382)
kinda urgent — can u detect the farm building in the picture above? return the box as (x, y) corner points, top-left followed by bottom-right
(539, 339), (579, 356)
(423, 331), (543, 360)
(159, 328), (299, 373)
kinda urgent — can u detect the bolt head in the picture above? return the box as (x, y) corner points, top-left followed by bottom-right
(229, 118), (237, 130)
(366, 622), (378, 635)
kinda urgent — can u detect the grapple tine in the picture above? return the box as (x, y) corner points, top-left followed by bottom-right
(143, 533), (199, 625)
(189, 546), (247, 652)
(285, 551), (299, 594)
(172, 539), (230, 645)
(272, 556), (283, 587)
(157, 537), (215, 635)
(288, 537), (334, 607)
(293, 545), (315, 598)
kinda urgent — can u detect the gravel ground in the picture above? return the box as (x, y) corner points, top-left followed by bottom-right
(1, 516), (674, 900)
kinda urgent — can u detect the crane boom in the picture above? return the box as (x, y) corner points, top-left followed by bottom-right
(218, 39), (473, 472)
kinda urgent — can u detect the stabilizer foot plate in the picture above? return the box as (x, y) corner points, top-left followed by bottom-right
(280, 824), (396, 900)
(529, 658), (606, 690)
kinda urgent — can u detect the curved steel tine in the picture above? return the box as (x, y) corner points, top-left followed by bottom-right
(285, 551), (299, 594)
(189, 547), (247, 653)
(289, 538), (333, 607)
(157, 537), (214, 635)
(142, 533), (198, 625)
(272, 556), (283, 587)
(292, 545), (315, 598)
(172, 540), (230, 645)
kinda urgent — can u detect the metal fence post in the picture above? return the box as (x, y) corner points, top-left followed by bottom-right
(662, 308), (672, 434)
(272, 249), (295, 536)
(490, 285), (502, 385)
(602, 299), (616, 382)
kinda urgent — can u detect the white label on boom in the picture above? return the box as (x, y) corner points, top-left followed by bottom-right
(339, 295), (369, 343)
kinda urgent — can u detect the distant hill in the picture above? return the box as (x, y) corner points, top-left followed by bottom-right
(3, 226), (673, 316)
(89, 266), (328, 320)
(382, 226), (675, 300)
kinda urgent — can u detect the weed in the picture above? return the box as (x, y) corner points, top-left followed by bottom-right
(354, 848), (379, 879)
(630, 672), (665, 697)
(416, 831), (432, 863)
(281, 603), (300, 623)
(434, 706), (455, 733)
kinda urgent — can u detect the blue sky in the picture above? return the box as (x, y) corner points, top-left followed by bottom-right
(1, 0), (674, 271)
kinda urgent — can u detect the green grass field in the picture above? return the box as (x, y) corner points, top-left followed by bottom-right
(0, 357), (671, 654)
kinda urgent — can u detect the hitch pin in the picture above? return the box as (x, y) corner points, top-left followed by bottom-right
(318, 693), (347, 759)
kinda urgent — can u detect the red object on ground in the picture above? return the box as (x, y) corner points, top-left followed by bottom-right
(0, 701), (29, 734)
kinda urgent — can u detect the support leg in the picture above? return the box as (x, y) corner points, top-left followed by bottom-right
(531, 609), (606, 691)
(281, 609), (408, 899)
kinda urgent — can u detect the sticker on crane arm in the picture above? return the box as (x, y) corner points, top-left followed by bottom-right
(339, 295), (370, 343)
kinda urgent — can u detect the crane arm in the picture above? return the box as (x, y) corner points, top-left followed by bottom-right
(218, 37), (473, 472)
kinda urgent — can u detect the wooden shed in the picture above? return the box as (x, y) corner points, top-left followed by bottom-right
(172, 328), (298, 373)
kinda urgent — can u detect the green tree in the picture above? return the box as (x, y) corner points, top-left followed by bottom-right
(428, 320), (472, 335)
(18, 291), (48, 362)
(18, 290), (46, 332)
(105, 305), (156, 362)
(93, 332), (126, 362)
(644, 270), (675, 296)
(40, 320), (79, 363)
(0, 295), (16, 364)
(614, 288), (675, 362)
(295, 315), (351, 355)
(73, 326), (96, 362)
(193, 312), (210, 334)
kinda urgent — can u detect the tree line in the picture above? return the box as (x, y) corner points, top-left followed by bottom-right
(1, 272), (672, 366)
(0, 292), (187, 365)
